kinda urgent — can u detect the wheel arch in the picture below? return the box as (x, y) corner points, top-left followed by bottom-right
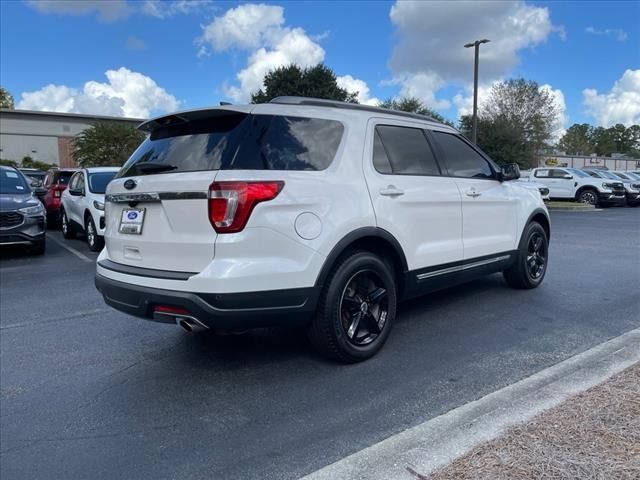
(524, 208), (550, 242)
(315, 227), (408, 295)
(575, 185), (598, 200)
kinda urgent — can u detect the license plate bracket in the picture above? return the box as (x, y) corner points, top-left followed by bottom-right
(119, 208), (146, 235)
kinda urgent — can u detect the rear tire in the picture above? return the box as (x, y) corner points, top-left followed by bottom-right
(503, 222), (548, 289)
(307, 250), (397, 363)
(85, 216), (103, 252)
(61, 209), (75, 239)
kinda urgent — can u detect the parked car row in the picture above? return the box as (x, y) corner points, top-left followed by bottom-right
(527, 167), (639, 207)
(1, 165), (120, 255)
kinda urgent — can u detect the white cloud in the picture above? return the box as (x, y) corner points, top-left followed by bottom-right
(388, 1), (562, 108)
(336, 75), (379, 106)
(140, 0), (214, 19)
(199, 4), (326, 102)
(17, 67), (179, 118)
(583, 69), (640, 127)
(25, 0), (131, 22)
(198, 4), (285, 53)
(585, 27), (628, 42)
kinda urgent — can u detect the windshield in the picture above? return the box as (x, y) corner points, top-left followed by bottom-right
(88, 171), (117, 194)
(58, 172), (74, 185)
(625, 172), (640, 181)
(612, 172), (630, 180)
(566, 168), (590, 178)
(599, 171), (619, 180)
(0, 169), (30, 195)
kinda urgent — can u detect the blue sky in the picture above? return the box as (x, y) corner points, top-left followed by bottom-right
(1, 0), (638, 131)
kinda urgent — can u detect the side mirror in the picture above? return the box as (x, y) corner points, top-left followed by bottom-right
(68, 187), (83, 196)
(30, 179), (43, 188)
(500, 163), (520, 181)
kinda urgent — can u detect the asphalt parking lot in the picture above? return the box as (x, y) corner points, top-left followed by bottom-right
(1, 209), (639, 480)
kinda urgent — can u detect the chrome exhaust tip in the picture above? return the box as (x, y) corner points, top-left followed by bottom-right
(176, 317), (208, 334)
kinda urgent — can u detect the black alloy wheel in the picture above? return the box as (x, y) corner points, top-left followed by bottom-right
(340, 270), (389, 346)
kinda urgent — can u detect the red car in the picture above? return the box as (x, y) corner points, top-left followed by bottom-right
(42, 168), (79, 225)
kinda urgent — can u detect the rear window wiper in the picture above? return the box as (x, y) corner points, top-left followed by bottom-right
(136, 162), (178, 174)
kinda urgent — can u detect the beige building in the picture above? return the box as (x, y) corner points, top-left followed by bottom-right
(539, 154), (640, 171)
(0, 109), (144, 167)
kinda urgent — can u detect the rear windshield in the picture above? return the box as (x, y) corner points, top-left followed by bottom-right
(117, 113), (344, 177)
(57, 172), (74, 184)
(88, 171), (117, 194)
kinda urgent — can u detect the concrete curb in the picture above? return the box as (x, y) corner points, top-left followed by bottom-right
(300, 328), (640, 480)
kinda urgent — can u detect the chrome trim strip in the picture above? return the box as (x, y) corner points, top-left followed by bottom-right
(105, 192), (208, 203)
(416, 254), (512, 281)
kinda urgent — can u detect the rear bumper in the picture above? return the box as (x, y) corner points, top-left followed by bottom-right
(95, 273), (320, 330)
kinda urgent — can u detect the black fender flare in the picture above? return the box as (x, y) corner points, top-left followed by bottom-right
(314, 227), (408, 287)
(522, 207), (551, 243)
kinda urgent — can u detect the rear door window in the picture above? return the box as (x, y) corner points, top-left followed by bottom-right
(373, 125), (440, 176)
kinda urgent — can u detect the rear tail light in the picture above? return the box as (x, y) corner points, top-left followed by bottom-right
(208, 181), (284, 233)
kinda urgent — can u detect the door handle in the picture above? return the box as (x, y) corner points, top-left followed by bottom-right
(465, 189), (482, 198)
(380, 186), (404, 197)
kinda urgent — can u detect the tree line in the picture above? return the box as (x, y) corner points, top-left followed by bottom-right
(1, 64), (638, 169)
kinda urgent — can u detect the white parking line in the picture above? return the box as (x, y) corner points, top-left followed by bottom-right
(48, 235), (94, 263)
(300, 327), (640, 480)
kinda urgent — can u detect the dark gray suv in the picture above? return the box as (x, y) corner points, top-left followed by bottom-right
(0, 166), (46, 254)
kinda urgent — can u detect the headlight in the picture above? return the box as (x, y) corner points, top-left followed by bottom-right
(93, 200), (105, 211)
(632, 184), (640, 190)
(18, 203), (44, 215)
(602, 183), (616, 190)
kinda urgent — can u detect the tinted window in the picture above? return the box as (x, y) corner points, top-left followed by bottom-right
(551, 169), (571, 178)
(432, 132), (493, 179)
(372, 130), (392, 174)
(118, 114), (343, 177)
(88, 172), (117, 194)
(374, 125), (440, 175)
(58, 172), (74, 185)
(0, 169), (29, 194)
(232, 115), (343, 171)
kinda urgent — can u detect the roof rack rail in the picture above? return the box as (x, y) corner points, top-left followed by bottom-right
(269, 96), (440, 124)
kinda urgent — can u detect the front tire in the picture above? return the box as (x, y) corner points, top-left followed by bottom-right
(85, 216), (103, 252)
(577, 188), (598, 206)
(61, 210), (75, 239)
(503, 222), (548, 289)
(307, 250), (397, 363)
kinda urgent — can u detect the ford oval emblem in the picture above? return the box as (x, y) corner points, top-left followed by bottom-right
(124, 179), (137, 190)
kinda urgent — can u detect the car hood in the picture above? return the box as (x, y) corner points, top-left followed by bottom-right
(0, 193), (38, 211)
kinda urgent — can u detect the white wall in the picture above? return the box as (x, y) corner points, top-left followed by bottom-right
(0, 133), (60, 164)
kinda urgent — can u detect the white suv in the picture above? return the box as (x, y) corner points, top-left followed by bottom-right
(95, 97), (550, 362)
(61, 167), (120, 251)
(530, 167), (625, 207)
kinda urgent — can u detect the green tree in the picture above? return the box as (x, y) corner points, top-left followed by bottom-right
(459, 115), (533, 167)
(378, 96), (454, 126)
(20, 155), (56, 171)
(251, 64), (357, 104)
(0, 86), (15, 109)
(483, 78), (559, 154)
(558, 124), (595, 155)
(72, 122), (145, 167)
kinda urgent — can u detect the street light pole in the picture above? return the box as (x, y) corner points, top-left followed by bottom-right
(464, 39), (490, 144)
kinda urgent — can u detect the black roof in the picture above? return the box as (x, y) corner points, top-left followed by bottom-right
(269, 96), (441, 124)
